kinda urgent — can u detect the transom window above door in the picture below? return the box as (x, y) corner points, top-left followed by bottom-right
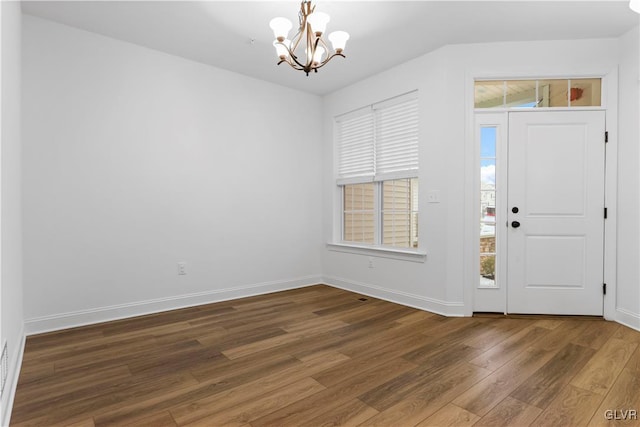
(475, 78), (601, 109)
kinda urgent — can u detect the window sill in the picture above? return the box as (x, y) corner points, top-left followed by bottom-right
(326, 242), (427, 263)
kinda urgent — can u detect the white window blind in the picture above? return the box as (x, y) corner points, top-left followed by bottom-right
(374, 94), (419, 180)
(336, 109), (375, 184)
(336, 91), (418, 185)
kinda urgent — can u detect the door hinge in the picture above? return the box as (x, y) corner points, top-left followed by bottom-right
(605, 131), (608, 143)
(604, 207), (608, 219)
(603, 283), (607, 295)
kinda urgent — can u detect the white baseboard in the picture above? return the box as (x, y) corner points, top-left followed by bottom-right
(24, 275), (323, 335)
(616, 307), (640, 332)
(323, 275), (465, 317)
(1, 326), (25, 427)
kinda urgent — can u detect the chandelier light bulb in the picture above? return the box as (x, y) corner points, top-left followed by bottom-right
(312, 46), (326, 65)
(328, 31), (350, 53)
(631, 0), (640, 13)
(273, 39), (291, 59)
(307, 11), (330, 36)
(269, 17), (293, 41)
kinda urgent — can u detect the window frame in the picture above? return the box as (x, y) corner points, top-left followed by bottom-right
(330, 91), (426, 262)
(340, 178), (419, 248)
(474, 77), (603, 110)
(330, 180), (425, 261)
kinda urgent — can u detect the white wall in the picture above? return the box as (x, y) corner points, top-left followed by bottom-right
(22, 15), (324, 333)
(1, 1), (25, 425)
(322, 50), (456, 313)
(322, 37), (630, 319)
(616, 25), (640, 330)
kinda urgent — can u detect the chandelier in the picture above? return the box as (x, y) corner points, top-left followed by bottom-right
(269, 1), (349, 76)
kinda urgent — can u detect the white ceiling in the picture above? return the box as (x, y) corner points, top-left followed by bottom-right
(22, 1), (640, 95)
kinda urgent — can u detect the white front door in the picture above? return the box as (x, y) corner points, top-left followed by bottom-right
(507, 111), (606, 315)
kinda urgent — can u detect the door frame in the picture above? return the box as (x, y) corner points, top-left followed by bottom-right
(463, 69), (619, 320)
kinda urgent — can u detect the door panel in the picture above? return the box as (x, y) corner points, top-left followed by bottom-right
(524, 126), (587, 216)
(507, 111), (605, 315)
(524, 235), (585, 288)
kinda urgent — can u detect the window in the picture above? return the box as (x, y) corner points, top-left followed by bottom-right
(336, 92), (419, 249)
(474, 78), (602, 108)
(479, 127), (497, 287)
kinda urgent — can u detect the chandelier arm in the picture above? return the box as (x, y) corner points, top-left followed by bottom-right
(305, 23), (315, 69)
(316, 36), (331, 65)
(311, 32), (322, 67)
(289, 28), (304, 54)
(318, 37), (330, 52)
(313, 52), (346, 70)
(283, 60), (305, 71)
(285, 43), (308, 69)
(276, 55), (303, 71)
(289, 54), (307, 70)
(273, 40), (304, 69)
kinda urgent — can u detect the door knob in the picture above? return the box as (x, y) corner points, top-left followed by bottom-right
(512, 207), (519, 214)
(511, 221), (521, 228)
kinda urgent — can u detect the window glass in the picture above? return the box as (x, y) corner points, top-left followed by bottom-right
(480, 255), (496, 285)
(569, 79), (602, 107)
(506, 80), (536, 108)
(475, 78), (601, 109)
(480, 126), (497, 287)
(474, 81), (504, 108)
(382, 178), (419, 248)
(537, 79), (569, 107)
(343, 183), (375, 244)
(480, 127), (496, 157)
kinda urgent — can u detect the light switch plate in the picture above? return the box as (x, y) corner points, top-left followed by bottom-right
(427, 190), (441, 203)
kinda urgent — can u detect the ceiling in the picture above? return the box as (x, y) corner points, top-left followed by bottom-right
(22, 1), (639, 95)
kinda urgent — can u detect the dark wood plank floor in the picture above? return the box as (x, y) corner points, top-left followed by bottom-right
(11, 285), (640, 426)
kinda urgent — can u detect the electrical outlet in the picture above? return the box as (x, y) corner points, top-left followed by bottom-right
(368, 257), (375, 268)
(177, 262), (187, 275)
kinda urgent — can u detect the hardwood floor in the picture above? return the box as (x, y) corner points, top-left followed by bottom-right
(11, 285), (640, 426)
